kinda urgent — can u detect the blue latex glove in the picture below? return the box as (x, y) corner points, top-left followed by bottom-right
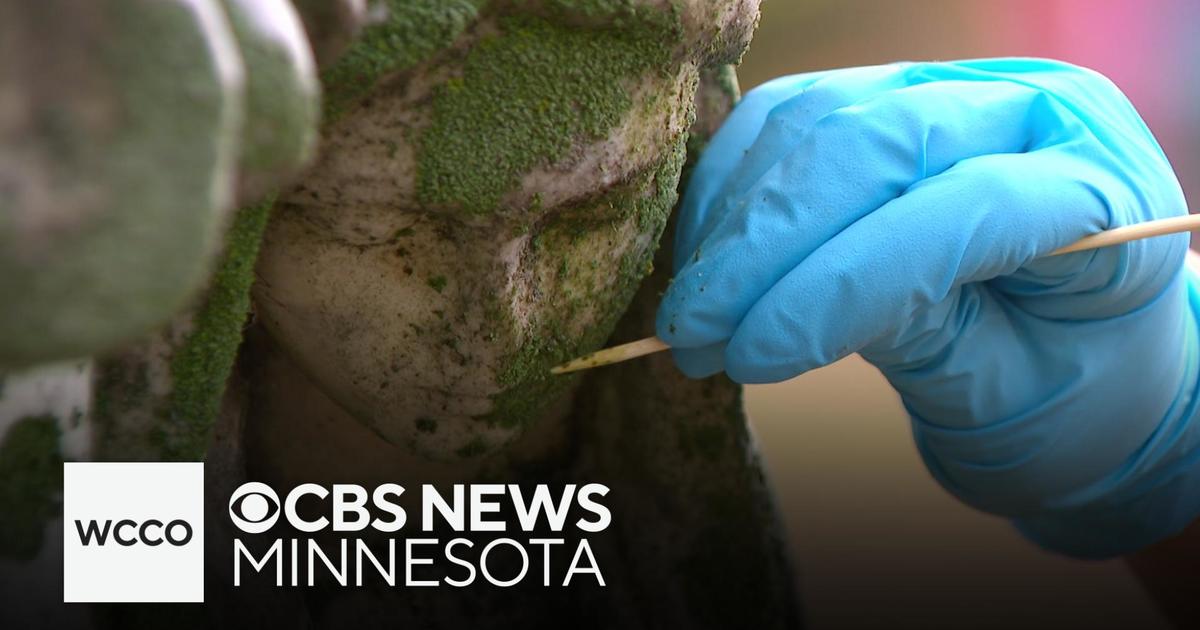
(657, 59), (1200, 558)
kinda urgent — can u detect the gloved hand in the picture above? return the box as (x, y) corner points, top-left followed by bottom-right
(657, 58), (1200, 558)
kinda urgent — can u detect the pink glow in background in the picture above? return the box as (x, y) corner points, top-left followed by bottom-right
(982, 0), (1200, 206)
(742, 0), (1200, 209)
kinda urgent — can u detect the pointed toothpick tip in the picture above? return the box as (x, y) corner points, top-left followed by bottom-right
(549, 336), (671, 375)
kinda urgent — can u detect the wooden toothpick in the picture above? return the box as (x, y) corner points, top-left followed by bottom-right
(549, 336), (670, 375)
(550, 214), (1200, 375)
(1045, 214), (1200, 256)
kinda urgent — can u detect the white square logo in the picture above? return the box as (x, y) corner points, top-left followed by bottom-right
(63, 462), (204, 602)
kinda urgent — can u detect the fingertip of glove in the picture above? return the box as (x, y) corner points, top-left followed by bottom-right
(723, 352), (766, 385)
(671, 345), (726, 379)
(724, 333), (806, 385)
(657, 282), (741, 353)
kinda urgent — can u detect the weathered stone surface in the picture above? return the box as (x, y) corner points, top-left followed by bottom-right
(0, 360), (93, 629)
(242, 55), (801, 628)
(254, 0), (762, 458)
(0, 0), (244, 368)
(84, 0), (317, 464)
(2, 2), (799, 627)
(92, 198), (274, 463)
(220, 0), (321, 202)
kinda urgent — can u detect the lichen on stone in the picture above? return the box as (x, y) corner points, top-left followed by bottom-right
(0, 415), (62, 562)
(426, 275), (448, 293)
(219, 0), (320, 199)
(456, 435), (489, 458)
(162, 197), (274, 460)
(0, 0), (241, 368)
(415, 6), (683, 214)
(480, 138), (687, 430)
(320, 0), (488, 123)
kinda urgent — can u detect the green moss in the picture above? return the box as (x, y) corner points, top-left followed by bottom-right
(427, 275), (448, 293)
(680, 129), (708, 188)
(220, 0), (319, 184)
(456, 436), (489, 458)
(0, 415), (62, 562)
(481, 139), (686, 430)
(712, 64), (742, 103)
(0, 0), (238, 368)
(321, 0), (487, 123)
(162, 198), (274, 461)
(416, 7), (682, 214)
(91, 355), (155, 459)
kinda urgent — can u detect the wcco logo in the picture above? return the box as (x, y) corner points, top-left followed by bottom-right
(63, 463), (204, 603)
(74, 517), (195, 547)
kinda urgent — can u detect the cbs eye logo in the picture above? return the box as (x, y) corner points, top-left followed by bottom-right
(228, 482), (280, 534)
